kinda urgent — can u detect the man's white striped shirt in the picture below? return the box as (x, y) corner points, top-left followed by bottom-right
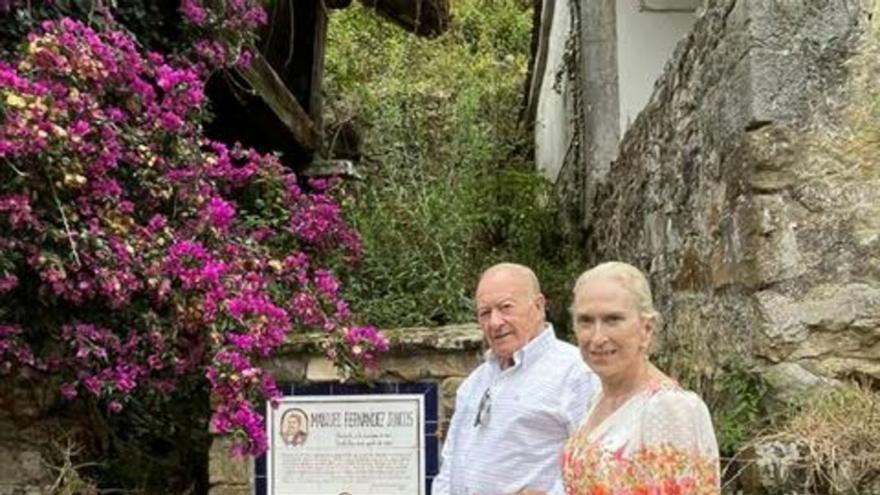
(433, 326), (598, 495)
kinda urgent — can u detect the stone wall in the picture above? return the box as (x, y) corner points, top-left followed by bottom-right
(562, 0), (880, 395)
(208, 324), (483, 494)
(0, 377), (58, 495)
(0, 324), (483, 494)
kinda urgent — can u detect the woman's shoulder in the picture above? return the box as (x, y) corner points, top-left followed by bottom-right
(643, 377), (712, 422)
(639, 376), (718, 455)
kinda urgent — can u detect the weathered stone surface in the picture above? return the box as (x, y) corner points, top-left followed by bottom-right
(282, 323), (483, 353)
(209, 438), (251, 485)
(0, 378), (57, 423)
(382, 324), (483, 351)
(557, 0), (880, 402)
(814, 357), (880, 381)
(259, 355), (307, 383)
(755, 291), (810, 358)
(762, 362), (834, 405)
(0, 448), (48, 488)
(0, 487), (48, 495)
(379, 351), (482, 381)
(208, 485), (252, 495)
(306, 357), (343, 382)
(756, 284), (880, 363)
(740, 439), (808, 495)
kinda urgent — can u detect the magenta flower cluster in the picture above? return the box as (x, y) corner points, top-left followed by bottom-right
(2, 0), (265, 71)
(179, 0), (268, 70)
(0, 18), (384, 456)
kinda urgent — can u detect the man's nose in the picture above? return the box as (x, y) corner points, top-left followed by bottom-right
(488, 308), (505, 328)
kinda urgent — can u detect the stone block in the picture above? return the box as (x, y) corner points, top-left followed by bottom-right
(306, 357), (342, 382)
(208, 438), (251, 485)
(0, 448), (48, 486)
(0, 486), (49, 495)
(0, 378), (57, 423)
(208, 485), (252, 495)
(260, 355), (307, 383)
(750, 195), (806, 285)
(762, 362), (832, 405)
(754, 291), (809, 358)
(740, 438), (808, 494)
(798, 284), (880, 333)
(379, 352), (482, 381)
(814, 357), (880, 381)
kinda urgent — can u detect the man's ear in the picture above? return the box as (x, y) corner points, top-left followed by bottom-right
(534, 293), (546, 315)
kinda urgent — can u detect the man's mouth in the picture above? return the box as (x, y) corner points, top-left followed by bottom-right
(493, 331), (514, 341)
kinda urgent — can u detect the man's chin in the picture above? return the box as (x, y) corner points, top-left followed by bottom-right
(492, 346), (517, 366)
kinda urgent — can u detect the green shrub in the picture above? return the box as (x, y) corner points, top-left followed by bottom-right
(654, 309), (769, 460)
(325, 0), (586, 329)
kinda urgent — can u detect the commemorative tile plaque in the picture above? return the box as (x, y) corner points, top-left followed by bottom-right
(267, 394), (426, 495)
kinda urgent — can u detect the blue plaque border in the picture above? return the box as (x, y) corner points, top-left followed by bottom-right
(255, 381), (439, 494)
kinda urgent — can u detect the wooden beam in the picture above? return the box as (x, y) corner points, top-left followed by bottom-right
(310, 2), (329, 148)
(325, 0), (353, 8)
(236, 51), (318, 151)
(359, 0), (450, 37)
(523, 0), (554, 126)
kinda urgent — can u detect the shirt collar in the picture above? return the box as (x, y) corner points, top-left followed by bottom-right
(486, 323), (556, 370)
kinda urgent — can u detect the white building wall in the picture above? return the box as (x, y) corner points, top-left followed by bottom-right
(534, 0), (573, 182)
(615, 0), (697, 135)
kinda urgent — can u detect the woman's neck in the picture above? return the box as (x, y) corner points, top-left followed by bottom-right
(601, 359), (655, 402)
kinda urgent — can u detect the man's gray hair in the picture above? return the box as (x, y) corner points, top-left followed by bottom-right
(479, 262), (541, 298)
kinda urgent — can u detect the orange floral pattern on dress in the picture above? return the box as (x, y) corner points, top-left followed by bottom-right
(561, 382), (720, 495)
(562, 439), (718, 495)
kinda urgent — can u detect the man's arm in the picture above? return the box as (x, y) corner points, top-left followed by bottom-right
(432, 422), (453, 495)
(434, 380), (471, 495)
(544, 361), (599, 495)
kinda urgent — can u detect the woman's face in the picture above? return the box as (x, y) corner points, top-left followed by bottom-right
(572, 278), (653, 384)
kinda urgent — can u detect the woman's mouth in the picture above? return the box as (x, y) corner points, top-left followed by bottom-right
(591, 349), (617, 358)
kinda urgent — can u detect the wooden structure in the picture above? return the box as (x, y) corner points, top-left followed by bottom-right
(207, 0), (450, 175)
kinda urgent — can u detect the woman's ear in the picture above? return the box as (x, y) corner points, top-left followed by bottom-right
(641, 316), (655, 350)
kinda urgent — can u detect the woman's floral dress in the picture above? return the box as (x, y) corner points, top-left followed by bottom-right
(562, 379), (720, 495)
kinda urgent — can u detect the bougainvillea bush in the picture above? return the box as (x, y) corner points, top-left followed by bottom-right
(0, 9), (387, 458)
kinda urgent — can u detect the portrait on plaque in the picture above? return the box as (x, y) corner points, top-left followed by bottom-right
(267, 394), (425, 495)
(279, 408), (309, 447)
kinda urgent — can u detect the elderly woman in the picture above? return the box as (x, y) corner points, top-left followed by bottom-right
(560, 261), (720, 495)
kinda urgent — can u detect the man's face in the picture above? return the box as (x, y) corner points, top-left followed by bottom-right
(287, 415), (301, 431)
(475, 269), (545, 363)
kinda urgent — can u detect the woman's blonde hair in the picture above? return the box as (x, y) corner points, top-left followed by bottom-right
(572, 261), (660, 323)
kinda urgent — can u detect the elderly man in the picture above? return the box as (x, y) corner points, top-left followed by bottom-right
(433, 263), (598, 495)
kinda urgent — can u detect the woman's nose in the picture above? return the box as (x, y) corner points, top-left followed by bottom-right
(591, 322), (609, 342)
